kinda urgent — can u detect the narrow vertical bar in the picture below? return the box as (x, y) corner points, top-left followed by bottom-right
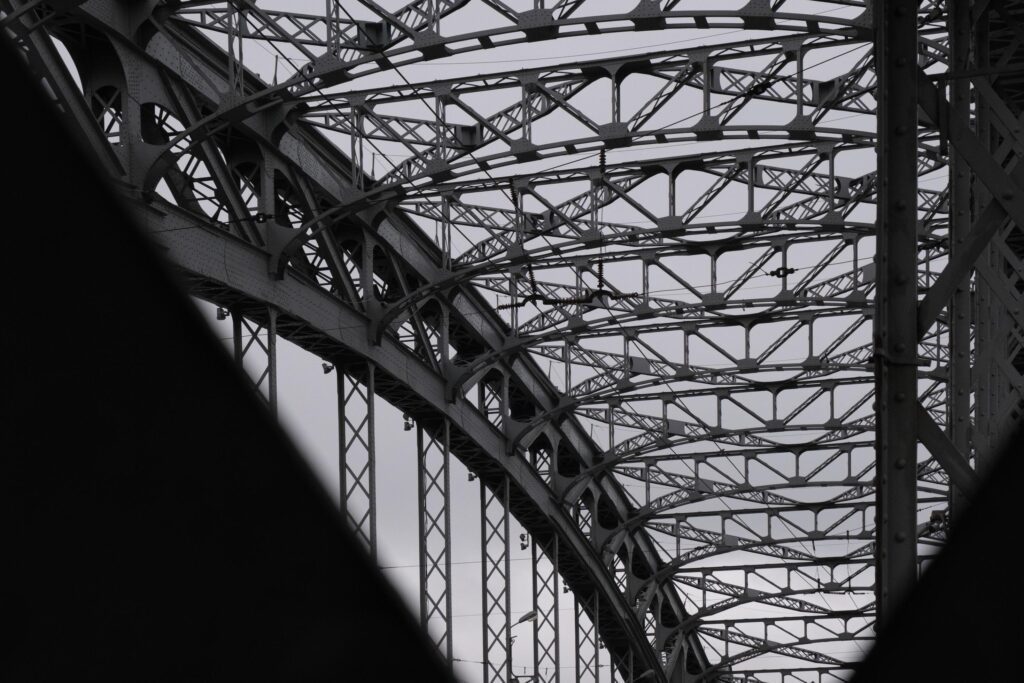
(366, 363), (376, 554)
(226, 5), (236, 92)
(266, 306), (277, 415)
(229, 309), (275, 409)
(231, 307), (242, 363)
(442, 194), (452, 271)
(575, 601), (582, 683)
(325, 0), (334, 48)
(237, 7), (247, 93)
(481, 476), (512, 683)
(418, 419), (453, 661)
(947, 0), (973, 521)
(973, 10), (994, 474)
(550, 537), (562, 683)
(575, 596), (599, 683)
(531, 498), (560, 682)
(337, 362), (377, 558)
(337, 365), (346, 504)
(873, 0), (920, 624)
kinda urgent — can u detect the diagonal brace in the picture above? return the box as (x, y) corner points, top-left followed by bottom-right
(915, 402), (979, 496)
(916, 74), (1024, 337)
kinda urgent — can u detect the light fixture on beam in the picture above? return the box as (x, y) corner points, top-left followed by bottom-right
(515, 610), (537, 625)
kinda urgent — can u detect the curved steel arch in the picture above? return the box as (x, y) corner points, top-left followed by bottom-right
(7, 3), (711, 679)
(7, 1), (1011, 682)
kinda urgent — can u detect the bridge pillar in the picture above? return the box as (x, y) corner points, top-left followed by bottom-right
(873, 0), (920, 625)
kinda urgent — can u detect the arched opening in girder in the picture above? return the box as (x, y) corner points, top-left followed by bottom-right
(477, 368), (505, 429)
(556, 441), (583, 478)
(273, 169), (305, 227)
(48, 21), (124, 146)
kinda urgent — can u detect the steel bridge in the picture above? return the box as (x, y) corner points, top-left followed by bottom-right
(4, 1), (1021, 681)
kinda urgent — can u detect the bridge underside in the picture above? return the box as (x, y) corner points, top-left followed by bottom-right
(4, 1), (1021, 681)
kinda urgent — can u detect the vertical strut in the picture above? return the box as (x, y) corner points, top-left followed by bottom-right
(266, 306), (277, 415)
(481, 476), (512, 683)
(338, 361), (377, 558)
(229, 305), (278, 414)
(231, 306), (243, 363)
(577, 593), (598, 683)
(532, 440), (560, 682)
(873, 0), (920, 624)
(532, 534), (560, 683)
(970, 3), (1024, 473)
(418, 419), (453, 660)
(946, 0), (973, 521)
(573, 499), (599, 683)
(974, 9), (994, 474)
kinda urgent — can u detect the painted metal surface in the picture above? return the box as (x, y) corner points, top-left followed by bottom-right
(5, 1), (1020, 680)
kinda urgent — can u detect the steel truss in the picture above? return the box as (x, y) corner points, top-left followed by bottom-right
(5, 0), (1020, 681)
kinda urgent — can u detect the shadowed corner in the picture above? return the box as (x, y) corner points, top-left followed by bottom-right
(852, 422), (1023, 683)
(0, 32), (454, 683)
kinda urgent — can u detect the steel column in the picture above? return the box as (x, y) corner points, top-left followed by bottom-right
(418, 419), (453, 661)
(975, 10), (995, 476)
(338, 362), (377, 558)
(532, 534), (560, 683)
(577, 595), (600, 683)
(529, 442), (560, 682)
(481, 475), (512, 683)
(973, 1), (1024, 472)
(873, 0), (920, 624)
(946, 0), (973, 522)
(230, 305), (278, 415)
(267, 307), (277, 414)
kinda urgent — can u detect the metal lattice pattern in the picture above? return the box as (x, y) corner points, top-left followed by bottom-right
(532, 536), (560, 683)
(575, 594), (601, 682)
(8, 0), (1022, 680)
(418, 420), (453, 661)
(339, 363), (377, 556)
(232, 307), (278, 413)
(481, 476), (512, 683)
